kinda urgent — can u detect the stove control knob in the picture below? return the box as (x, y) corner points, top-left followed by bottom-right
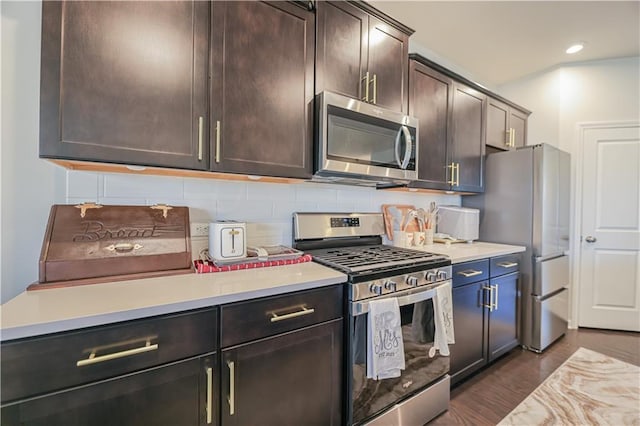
(406, 276), (419, 287)
(384, 280), (397, 292)
(425, 271), (437, 282)
(437, 270), (448, 280)
(369, 283), (383, 295)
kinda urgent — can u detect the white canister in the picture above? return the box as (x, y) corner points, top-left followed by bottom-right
(209, 221), (247, 262)
(393, 231), (414, 248)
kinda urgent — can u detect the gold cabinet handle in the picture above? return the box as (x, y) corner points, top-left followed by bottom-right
(76, 340), (158, 367)
(361, 71), (370, 102)
(270, 306), (315, 322)
(497, 261), (518, 268)
(457, 269), (483, 278)
(370, 73), (377, 104)
(215, 120), (221, 163)
(227, 360), (235, 416)
(510, 128), (516, 147)
(456, 162), (461, 186)
(505, 128), (511, 147)
(447, 162), (456, 185)
(198, 116), (204, 161)
(206, 367), (213, 424)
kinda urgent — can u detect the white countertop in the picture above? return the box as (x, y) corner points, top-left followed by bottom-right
(417, 241), (526, 264)
(0, 242), (523, 341)
(0, 262), (347, 341)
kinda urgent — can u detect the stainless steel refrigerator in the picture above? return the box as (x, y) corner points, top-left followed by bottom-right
(463, 144), (570, 352)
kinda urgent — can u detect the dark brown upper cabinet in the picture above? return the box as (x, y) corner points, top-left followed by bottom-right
(451, 83), (486, 193)
(39, 1), (210, 170)
(408, 61), (452, 191)
(408, 58), (486, 193)
(210, 1), (314, 179)
(486, 97), (530, 151)
(316, 1), (413, 113)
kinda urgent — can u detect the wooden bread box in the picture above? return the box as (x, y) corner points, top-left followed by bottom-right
(30, 203), (194, 290)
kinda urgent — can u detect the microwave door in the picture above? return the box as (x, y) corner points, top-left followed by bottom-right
(316, 91), (419, 183)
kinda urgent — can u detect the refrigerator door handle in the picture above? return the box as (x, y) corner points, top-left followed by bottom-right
(534, 253), (567, 263)
(534, 286), (568, 301)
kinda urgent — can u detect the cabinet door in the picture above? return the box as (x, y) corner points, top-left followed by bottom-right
(366, 16), (410, 112)
(488, 272), (520, 362)
(39, 1), (209, 170)
(1, 355), (215, 426)
(408, 61), (452, 190)
(210, 1), (314, 179)
(486, 98), (511, 150)
(450, 281), (488, 384)
(451, 83), (486, 193)
(221, 319), (343, 426)
(510, 109), (528, 148)
(316, 1), (368, 100)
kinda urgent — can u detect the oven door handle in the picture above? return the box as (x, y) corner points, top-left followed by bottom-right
(352, 283), (448, 316)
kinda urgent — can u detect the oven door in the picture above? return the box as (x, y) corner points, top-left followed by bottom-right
(349, 284), (451, 425)
(316, 91), (418, 183)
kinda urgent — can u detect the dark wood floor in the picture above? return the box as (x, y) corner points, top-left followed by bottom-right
(429, 328), (640, 425)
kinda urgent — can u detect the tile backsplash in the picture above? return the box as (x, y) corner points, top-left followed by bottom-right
(66, 171), (460, 255)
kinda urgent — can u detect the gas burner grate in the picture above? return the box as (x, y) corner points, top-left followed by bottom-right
(309, 245), (447, 273)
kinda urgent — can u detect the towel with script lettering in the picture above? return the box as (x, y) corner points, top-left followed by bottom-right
(433, 281), (455, 356)
(366, 297), (405, 380)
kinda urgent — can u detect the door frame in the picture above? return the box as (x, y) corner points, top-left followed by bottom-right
(571, 120), (640, 329)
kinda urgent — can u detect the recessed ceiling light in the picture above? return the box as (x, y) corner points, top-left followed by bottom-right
(566, 43), (584, 54)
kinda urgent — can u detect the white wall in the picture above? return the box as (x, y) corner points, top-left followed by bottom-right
(0, 2), (459, 303)
(1, 1), (66, 303)
(499, 57), (640, 152)
(497, 56), (640, 328)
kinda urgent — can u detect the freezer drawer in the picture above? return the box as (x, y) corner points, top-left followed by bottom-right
(532, 288), (568, 351)
(534, 255), (569, 296)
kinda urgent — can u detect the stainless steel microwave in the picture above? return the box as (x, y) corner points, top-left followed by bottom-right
(314, 91), (418, 187)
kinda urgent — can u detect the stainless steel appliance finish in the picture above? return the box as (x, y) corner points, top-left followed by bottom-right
(293, 212), (452, 425)
(364, 375), (450, 426)
(533, 287), (569, 350)
(293, 212), (386, 240)
(314, 91), (419, 187)
(463, 144), (571, 352)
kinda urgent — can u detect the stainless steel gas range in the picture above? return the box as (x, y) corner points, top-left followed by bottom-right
(293, 212), (452, 426)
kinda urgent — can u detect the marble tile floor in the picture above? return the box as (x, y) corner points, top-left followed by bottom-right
(429, 328), (640, 425)
(498, 347), (640, 425)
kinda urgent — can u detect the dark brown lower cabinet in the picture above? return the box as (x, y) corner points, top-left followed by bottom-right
(221, 319), (343, 426)
(1, 355), (215, 426)
(450, 258), (520, 385)
(488, 272), (519, 362)
(450, 281), (488, 384)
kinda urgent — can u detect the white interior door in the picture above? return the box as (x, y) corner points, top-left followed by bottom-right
(578, 123), (640, 331)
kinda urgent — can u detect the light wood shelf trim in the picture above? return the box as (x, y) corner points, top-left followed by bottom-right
(47, 159), (305, 185)
(382, 186), (476, 196)
(47, 159), (472, 194)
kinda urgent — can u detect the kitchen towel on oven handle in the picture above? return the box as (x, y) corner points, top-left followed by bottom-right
(366, 298), (405, 380)
(433, 281), (455, 356)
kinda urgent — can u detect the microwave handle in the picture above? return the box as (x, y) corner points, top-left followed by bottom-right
(394, 125), (413, 170)
(401, 125), (412, 170)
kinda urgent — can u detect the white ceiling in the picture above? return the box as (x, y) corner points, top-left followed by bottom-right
(369, 1), (640, 87)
